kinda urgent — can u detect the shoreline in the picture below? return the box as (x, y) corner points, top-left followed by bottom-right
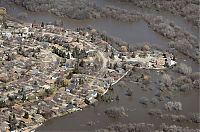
(0, 8), (182, 131)
(1, 18), (134, 132)
(32, 69), (131, 132)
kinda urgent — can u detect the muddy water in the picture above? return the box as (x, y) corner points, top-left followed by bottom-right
(91, 0), (199, 37)
(36, 70), (199, 131)
(2, 2), (169, 49)
(38, 69), (198, 131)
(1, 1), (199, 131)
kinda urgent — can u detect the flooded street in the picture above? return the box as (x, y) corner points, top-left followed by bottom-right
(1, 1), (199, 131)
(36, 71), (199, 131)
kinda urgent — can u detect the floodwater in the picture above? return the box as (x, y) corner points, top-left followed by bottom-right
(1, 1), (199, 131)
(36, 77), (199, 131)
(90, 0), (198, 37)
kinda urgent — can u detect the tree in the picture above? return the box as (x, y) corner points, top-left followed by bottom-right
(9, 115), (12, 123)
(0, 100), (6, 108)
(105, 45), (109, 52)
(104, 107), (127, 119)
(91, 34), (95, 42)
(113, 63), (118, 70)
(175, 63), (192, 75)
(161, 74), (172, 86)
(41, 22), (44, 27)
(110, 51), (115, 59)
(116, 95), (120, 101)
(37, 108), (41, 114)
(36, 47), (41, 52)
(23, 111), (29, 119)
(79, 59), (84, 67)
(61, 51), (66, 58)
(66, 72), (73, 79)
(119, 53), (122, 59)
(73, 63), (80, 74)
(79, 78), (84, 85)
(18, 121), (26, 129)
(80, 49), (87, 58)
(72, 50), (77, 58)
(131, 52), (136, 58)
(9, 123), (15, 131)
(142, 44), (150, 51)
(48, 88), (55, 95)
(126, 88), (133, 96)
(32, 52), (37, 58)
(33, 80), (38, 86)
(12, 114), (17, 125)
(2, 16), (8, 29)
(63, 79), (70, 87)
(6, 54), (14, 61)
(22, 94), (26, 101)
(67, 52), (70, 59)
(76, 37), (80, 43)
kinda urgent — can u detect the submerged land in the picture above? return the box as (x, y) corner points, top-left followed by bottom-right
(0, 18), (178, 131)
(0, 0), (199, 132)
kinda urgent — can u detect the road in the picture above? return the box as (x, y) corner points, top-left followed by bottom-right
(97, 51), (108, 70)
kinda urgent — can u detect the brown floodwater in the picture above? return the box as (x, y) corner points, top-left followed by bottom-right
(90, 0), (199, 37)
(36, 70), (199, 131)
(1, 1), (199, 131)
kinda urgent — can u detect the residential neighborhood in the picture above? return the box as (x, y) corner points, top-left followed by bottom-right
(0, 17), (177, 131)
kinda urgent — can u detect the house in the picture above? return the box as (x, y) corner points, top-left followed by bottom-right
(0, 121), (9, 132)
(46, 24), (55, 29)
(32, 114), (45, 123)
(85, 95), (96, 104)
(116, 68), (125, 74)
(166, 57), (176, 67)
(96, 87), (107, 95)
(65, 104), (81, 113)
(65, 84), (76, 92)
(90, 91), (98, 98)
(0, 96), (7, 107)
(64, 30), (69, 36)
(2, 31), (12, 38)
(21, 27), (29, 33)
(85, 91), (98, 104)
(156, 57), (165, 66)
(0, 40), (4, 46)
(103, 81), (110, 89)
(42, 85), (50, 90)
(86, 50), (97, 57)
(45, 79), (55, 85)
(65, 59), (76, 68)
(31, 68), (40, 75)
(24, 23), (32, 28)
(71, 78), (79, 86)
(24, 86), (34, 91)
(32, 23), (41, 28)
